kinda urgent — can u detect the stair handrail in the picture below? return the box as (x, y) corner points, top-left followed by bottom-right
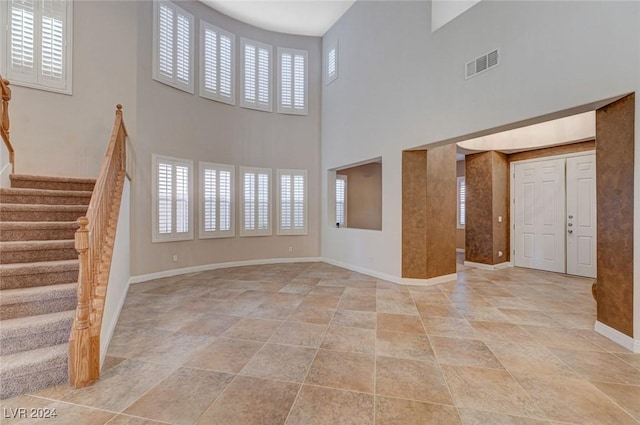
(69, 104), (128, 388)
(1, 75), (15, 173)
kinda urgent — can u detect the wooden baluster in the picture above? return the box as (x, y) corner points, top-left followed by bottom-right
(69, 217), (94, 388)
(1, 79), (10, 136)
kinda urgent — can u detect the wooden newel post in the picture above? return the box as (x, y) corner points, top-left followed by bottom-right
(69, 216), (94, 388)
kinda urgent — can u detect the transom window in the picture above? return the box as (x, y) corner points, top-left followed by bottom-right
(199, 21), (235, 105)
(240, 38), (272, 112)
(277, 47), (308, 115)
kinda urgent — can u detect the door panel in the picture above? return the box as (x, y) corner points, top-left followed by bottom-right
(566, 154), (596, 278)
(514, 158), (566, 273)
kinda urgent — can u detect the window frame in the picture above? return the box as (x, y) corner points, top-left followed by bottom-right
(152, 154), (194, 243)
(335, 174), (347, 227)
(457, 176), (466, 229)
(325, 39), (338, 85)
(1, 0), (74, 95)
(277, 169), (308, 235)
(199, 161), (235, 239)
(199, 20), (235, 105)
(276, 47), (308, 116)
(239, 37), (273, 112)
(239, 166), (272, 237)
(152, 0), (195, 94)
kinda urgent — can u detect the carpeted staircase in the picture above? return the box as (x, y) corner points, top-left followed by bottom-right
(0, 174), (95, 399)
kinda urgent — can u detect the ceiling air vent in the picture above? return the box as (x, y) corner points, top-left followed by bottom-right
(465, 49), (499, 79)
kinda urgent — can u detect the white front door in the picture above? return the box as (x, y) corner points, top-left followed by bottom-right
(514, 158), (566, 273)
(566, 154), (597, 278)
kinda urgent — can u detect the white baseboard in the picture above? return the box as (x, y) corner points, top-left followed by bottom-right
(400, 273), (458, 287)
(464, 260), (511, 271)
(594, 321), (640, 353)
(322, 258), (458, 287)
(456, 248), (465, 253)
(129, 257), (323, 284)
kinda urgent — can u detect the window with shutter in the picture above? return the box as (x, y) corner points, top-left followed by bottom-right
(325, 40), (338, 85)
(277, 47), (307, 115)
(336, 174), (346, 227)
(277, 169), (307, 235)
(240, 166), (272, 236)
(240, 38), (272, 112)
(2, 0), (72, 94)
(199, 21), (235, 105)
(457, 176), (466, 229)
(152, 154), (194, 242)
(152, 0), (194, 93)
(199, 162), (235, 239)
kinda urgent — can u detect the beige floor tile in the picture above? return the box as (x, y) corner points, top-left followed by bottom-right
(376, 356), (453, 405)
(376, 298), (419, 315)
(133, 333), (214, 366)
(308, 286), (346, 296)
(591, 381), (640, 421)
(221, 317), (283, 341)
(264, 293), (305, 306)
(29, 382), (75, 400)
(377, 313), (425, 334)
(288, 306), (335, 325)
(185, 338), (263, 373)
(240, 343), (316, 382)
(12, 401), (115, 425)
(416, 302), (463, 318)
(376, 330), (435, 361)
(62, 360), (176, 412)
(196, 376), (299, 425)
(245, 303), (296, 320)
(336, 296), (377, 312)
(299, 294), (341, 309)
(269, 321), (328, 348)
(615, 353), (640, 370)
(305, 349), (375, 393)
(469, 321), (537, 345)
(123, 367), (234, 425)
(519, 325), (606, 351)
(431, 336), (504, 369)
(442, 365), (544, 419)
(177, 314), (241, 336)
(278, 284), (313, 295)
(486, 342), (577, 377)
(457, 306), (511, 323)
(0, 395), (53, 425)
(410, 291), (451, 305)
(498, 309), (561, 327)
(550, 348), (640, 385)
(106, 415), (171, 425)
(514, 372), (638, 424)
(105, 326), (173, 359)
(375, 396), (461, 425)
(457, 408), (551, 425)
(285, 385), (374, 425)
(330, 309), (376, 329)
(320, 325), (375, 354)
(422, 317), (478, 339)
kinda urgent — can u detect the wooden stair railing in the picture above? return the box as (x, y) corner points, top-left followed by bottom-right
(69, 104), (128, 388)
(1, 75), (15, 173)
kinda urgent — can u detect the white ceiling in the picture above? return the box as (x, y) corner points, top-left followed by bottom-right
(200, 0), (356, 36)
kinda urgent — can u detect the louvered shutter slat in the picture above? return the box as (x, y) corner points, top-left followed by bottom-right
(336, 178), (345, 225)
(281, 54), (292, 107)
(293, 55), (305, 110)
(203, 28), (217, 92)
(176, 13), (190, 84)
(257, 48), (269, 105)
(175, 165), (189, 233)
(280, 175), (291, 230)
(244, 173), (256, 230)
(10, 1), (36, 76)
(293, 175), (304, 229)
(257, 173), (269, 230)
(219, 170), (232, 231)
(158, 163), (173, 234)
(204, 168), (216, 232)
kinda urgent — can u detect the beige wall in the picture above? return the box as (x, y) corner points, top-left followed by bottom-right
(339, 162), (382, 230)
(456, 160), (465, 250)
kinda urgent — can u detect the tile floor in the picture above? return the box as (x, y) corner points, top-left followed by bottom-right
(2, 262), (640, 425)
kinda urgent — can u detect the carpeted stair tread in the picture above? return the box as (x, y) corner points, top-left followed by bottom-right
(0, 203), (88, 222)
(0, 343), (68, 399)
(0, 187), (92, 205)
(0, 283), (77, 320)
(0, 221), (79, 241)
(0, 259), (79, 290)
(0, 311), (75, 355)
(0, 240), (76, 263)
(10, 174), (95, 191)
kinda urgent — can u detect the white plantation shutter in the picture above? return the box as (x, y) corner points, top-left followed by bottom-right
(4, 0), (72, 93)
(240, 38), (272, 112)
(240, 167), (272, 236)
(277, 169), (307, 235)
(199, 162), (235, 238)
(152, 0), (194, 93)
(277, 47), (307, 115)
(199, 21), (235, 105)
(153, 155), (193, 242)
(336, 175), (346, 227)
(325, 40), (338, 85)
(457, 176), (466, 228)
